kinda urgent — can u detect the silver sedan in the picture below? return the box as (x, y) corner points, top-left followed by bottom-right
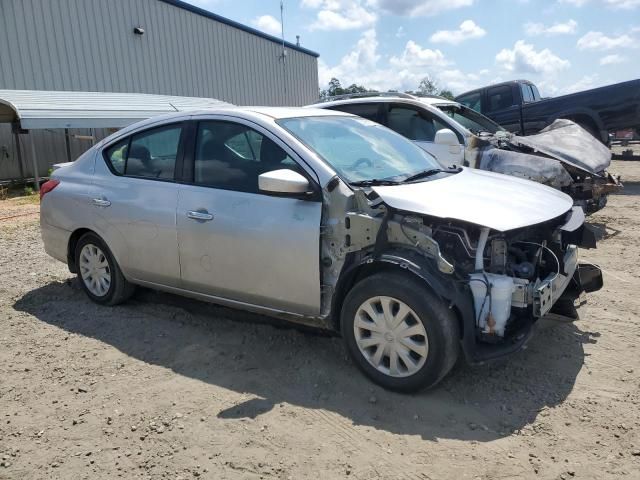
(40, 107), (600, 391)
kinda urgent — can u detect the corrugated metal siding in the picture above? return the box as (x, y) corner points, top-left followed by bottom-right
(0, 125), (111, 180)
(0, 0), (319, 179)
(0, 0), (318, 105)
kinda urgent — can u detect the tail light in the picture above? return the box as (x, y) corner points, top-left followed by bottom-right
(40, 179), (60, 201)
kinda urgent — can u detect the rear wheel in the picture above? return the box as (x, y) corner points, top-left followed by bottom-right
(341, 272), (459, 392)
(75, 232), (135, 305)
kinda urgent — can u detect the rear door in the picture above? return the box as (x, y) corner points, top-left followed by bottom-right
(382, 103), (463, 168)
(176, 117), (322, 315)
(90, 122), (185, 286)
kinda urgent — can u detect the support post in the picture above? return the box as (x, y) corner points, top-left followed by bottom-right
(64, 128), (72, 162)
(29, 134), (40, 191)
(14, 130), (25, 179)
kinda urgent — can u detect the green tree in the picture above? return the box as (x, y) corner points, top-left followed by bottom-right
(438, 89), (455, 100)
(418, 75), (440, 96)
(320, 78), (373, 99)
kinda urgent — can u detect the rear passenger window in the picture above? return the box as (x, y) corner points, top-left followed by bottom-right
(127, 125), (182, 179)
(104, 125), (182, 179)
(487, 86), (514, 111)
(105, 139), (128, 175)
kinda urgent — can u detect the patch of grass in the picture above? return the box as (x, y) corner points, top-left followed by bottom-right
(13, 194), (40, 206)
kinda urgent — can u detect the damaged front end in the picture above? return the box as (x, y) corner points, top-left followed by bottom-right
(321, 178), (603, 365)
(467, 119), (622, 214)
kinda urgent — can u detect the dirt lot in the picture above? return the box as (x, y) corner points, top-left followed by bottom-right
(1, 160), (639, 480)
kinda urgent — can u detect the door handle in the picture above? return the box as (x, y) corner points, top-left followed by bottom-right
(187, 210), (214, 221)
(92, 198), (111, 207)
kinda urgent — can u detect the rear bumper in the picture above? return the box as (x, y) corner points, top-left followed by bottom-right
(40, 219), (70, 264)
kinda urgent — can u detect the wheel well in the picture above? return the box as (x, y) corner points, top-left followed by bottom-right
(331, 262), (465, 339)
(67, 228), (94, 273)
(564, 114), (602, 141)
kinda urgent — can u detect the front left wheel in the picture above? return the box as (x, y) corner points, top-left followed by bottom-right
(75, 232), (135, 305)
(340, 272), (459, 392)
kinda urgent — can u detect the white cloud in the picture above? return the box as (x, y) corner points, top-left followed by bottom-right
(302, 0), (377, 31)
(559, 0), (640, 7)
(318, 29), (484, 94)
(251, 15), (282, 36)
(389, 40), (451, 69)
(577, 31), (635, 50)
(377, 0), (475, 16)
(559, 0), (589, 5)
(599, 53), (626, 64)
(604, 0), (640, 7)
(562, 74), (600, 94)
(430, 20), (486, 45)
(524, 19), (577, 36)
(395, 26), (405, 38)
(495, 40), (570, 74)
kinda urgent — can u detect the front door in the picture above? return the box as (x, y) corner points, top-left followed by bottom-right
(176, 119), (322, 315)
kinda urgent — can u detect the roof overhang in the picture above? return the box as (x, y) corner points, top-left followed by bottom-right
(0, 89), (232, 130)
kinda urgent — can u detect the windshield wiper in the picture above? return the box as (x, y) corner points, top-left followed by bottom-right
(402, 166), (462, 183)
(349, 178), (402, 187)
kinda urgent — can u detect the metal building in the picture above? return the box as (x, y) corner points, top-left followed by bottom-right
(0, 0), (320, 181)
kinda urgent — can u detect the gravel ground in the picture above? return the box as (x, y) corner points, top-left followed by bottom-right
(1, 160), (639, 479)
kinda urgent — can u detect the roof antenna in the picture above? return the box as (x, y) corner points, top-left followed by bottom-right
(168, 102), (179, 112)
(280, 0), (287, 98)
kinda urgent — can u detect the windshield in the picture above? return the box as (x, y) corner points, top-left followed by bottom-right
(436, 104), (505, 135)
(277, 116), (442, 183)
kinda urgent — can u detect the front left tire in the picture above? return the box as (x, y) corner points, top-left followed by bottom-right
(340, 271), (459, 392)
(75, 232), (135, 305)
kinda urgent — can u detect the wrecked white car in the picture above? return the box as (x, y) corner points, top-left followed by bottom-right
(315, 94), (622, 214)
(40, 107), (602, 392)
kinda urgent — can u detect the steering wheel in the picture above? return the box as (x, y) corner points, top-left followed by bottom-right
(351, 157), (373, 169)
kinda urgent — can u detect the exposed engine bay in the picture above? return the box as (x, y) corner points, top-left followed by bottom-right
(320, 179), (602, 363)
(466, 119), (622, 214)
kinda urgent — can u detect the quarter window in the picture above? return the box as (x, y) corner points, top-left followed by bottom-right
(194, 121), (303, 194)
(105, 139), (128, 175)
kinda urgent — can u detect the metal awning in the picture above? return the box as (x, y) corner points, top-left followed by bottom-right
(0, 89), (231, 129)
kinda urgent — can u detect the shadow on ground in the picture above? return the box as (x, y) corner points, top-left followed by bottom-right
(14, 280), (597, 442)
(616, 180), (640, 196)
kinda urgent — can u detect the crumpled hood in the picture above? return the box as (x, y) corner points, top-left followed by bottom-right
(508, 119), (611, 174)
(372, 167), (573, 231)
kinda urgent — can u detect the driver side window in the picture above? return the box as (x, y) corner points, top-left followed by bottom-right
(194, 121), (303, 194)
(386, 106), (449, 142)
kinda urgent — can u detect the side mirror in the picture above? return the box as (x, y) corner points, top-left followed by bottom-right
(258, 169), (310, 195)
(434, 128), (459, 146)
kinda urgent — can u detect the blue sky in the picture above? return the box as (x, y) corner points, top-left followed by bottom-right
(185, 0), (640, 97)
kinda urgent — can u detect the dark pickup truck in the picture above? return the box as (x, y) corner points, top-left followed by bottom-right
(455, 79), (640, 144)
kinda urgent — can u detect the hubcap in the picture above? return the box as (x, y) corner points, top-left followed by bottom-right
(79, 243), (111, 297)
(353, 296), (429, 378)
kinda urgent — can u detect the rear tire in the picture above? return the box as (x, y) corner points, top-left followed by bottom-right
(340, 272), (459, 392)
(75, 232), (135, 305)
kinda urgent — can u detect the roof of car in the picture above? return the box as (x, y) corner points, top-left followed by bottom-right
(311, 94), (461, 110)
